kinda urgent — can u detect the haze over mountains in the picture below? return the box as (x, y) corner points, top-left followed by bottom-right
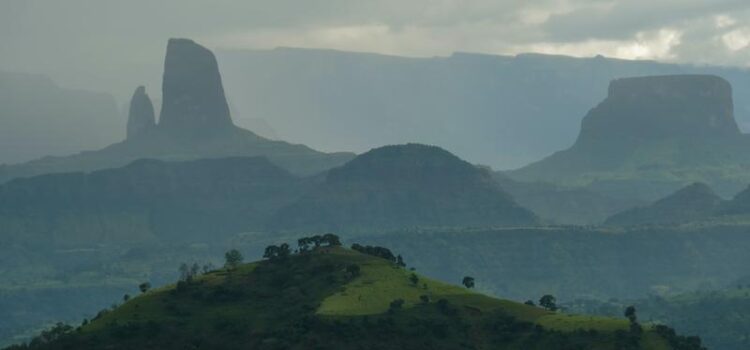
(6, 36), (750, 349)
(0, 71), (121, 164)
(7, 47), (750, 170)
(0, 39), (352, 182)
(216, 48), (750, 169)
(511, 74), (750, 201)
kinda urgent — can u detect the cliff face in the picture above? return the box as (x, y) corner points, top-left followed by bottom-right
(158, 38), (234, 137)
(510, 74), (750, 200)
(126, 86), (156, 140)
(0, 39), (354, 182)
(575, 75), (739, 150)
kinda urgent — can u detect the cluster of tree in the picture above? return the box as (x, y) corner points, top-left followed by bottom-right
(297, 233), (342, 252)
(3, 323), (75, 349)
(351, 244), (397, 262)
(523, 295), (558, 311)
(263, 243), (292, 261)
(653, 325), (706, 350)
(179, 262), (214, 282)
(462, 276), (475, 289)
(261, 234), (344, 262)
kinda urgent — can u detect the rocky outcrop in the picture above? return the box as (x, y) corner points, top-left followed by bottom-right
(126, 86), (156, 139)
(0, 39), (354, 181)
(158, 38), (234, 137)
(576, 75), (739, 149)
(510, 75), (750, 200)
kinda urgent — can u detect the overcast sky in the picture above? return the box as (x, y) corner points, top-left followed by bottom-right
(3, 0), (750, 100)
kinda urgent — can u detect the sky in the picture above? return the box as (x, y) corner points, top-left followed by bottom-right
(2, 0), (750, 100)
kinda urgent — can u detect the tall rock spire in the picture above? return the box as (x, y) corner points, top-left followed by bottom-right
(158, 38), (234, 137)
(126, 86), (156, 140)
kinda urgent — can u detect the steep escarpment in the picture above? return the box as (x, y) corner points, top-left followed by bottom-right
(158, 38), (234, 137)
(511, 75), (750, 201)
(126, 86), (156, 140)
(0, 39), (353, 182)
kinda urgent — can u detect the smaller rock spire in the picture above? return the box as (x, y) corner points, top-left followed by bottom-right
(127, 86), (156, 140)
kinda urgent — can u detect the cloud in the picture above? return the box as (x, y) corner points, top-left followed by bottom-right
(3, 0), (750, 100)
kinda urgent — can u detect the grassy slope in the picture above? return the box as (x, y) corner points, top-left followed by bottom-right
(21, 247), (671, 350)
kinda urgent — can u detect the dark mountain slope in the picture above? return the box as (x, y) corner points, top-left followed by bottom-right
(605, 183), (724, 226)
(270, 144), (538, 230)
(0, 157), (306, 245)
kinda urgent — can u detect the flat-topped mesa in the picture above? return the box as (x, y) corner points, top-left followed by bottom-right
(126, 86), (156, 140)
(575, 74), (740, 148)
(158, 38), (234, 137)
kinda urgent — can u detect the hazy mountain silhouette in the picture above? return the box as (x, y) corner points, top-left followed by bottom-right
(510, 75), (750, 201)
(218, 48), (750, 169)
(270, 144), (538, 230)
(605, 182), (724, 226)
(0, 39), (353, 183)
(0, 71), (121, 164)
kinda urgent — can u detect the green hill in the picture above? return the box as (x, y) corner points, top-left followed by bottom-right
(6, 244), (701, 350)
(269, 144), (538, 231)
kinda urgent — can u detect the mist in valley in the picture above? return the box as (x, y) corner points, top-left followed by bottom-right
(4, 1), (750, 349)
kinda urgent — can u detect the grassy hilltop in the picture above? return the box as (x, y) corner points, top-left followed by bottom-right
(6, 242), (701, 350)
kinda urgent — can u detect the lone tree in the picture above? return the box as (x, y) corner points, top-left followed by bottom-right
(462, 276), (475, 289)
(396, 255), (406, 268)
(539, 294), (558, 311)
(138, 282), (151, 294)
(224, 249), (244, 269)
(409, 273), (419, 286)
(625, 305), (643, 335)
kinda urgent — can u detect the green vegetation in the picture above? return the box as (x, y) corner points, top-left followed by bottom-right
(568, 286), (750, 350)
(3, 240), (700, 350)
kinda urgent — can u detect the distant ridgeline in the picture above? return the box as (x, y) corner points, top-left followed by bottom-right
(0, 71), (121, 164)
(605, 181), (750, 226)
(268, 143), (538, 231)
(0, 38), (353, 183)
(510, 75), (750, 202)
(0, 144), (538, 246)
(217, 48), (750, 170)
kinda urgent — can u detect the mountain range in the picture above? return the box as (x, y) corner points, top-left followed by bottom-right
(217, 48), (750, 169)
(0, 71), (121, 164)
(0, 39), (353, 183)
